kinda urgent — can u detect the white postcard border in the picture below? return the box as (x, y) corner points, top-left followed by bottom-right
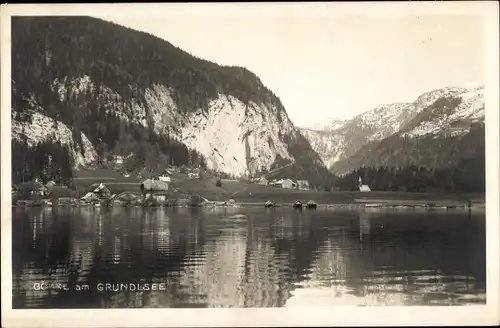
(1, 2), (499, 327)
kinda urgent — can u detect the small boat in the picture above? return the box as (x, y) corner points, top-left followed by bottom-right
(365, 203), (382, 208)
(227, 214), (247, 220)
(264, 200), (275, 208)
(293, 200), (303, 209)
(306, 200), (317, 209)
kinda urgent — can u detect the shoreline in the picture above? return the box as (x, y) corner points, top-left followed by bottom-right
(12, 199), (485, 211)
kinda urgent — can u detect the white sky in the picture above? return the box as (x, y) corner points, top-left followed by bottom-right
(98, 11), (484, 127)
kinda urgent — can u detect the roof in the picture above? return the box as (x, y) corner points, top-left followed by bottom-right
(90, 183), (111, 195)
(142, 179), (169, 191)
(45, 181), (56, 187)
(158, 176), (171, 183)
(92, 183), (105, 192)
(359, 184), (371, 192)
(81, 192), (99, 201)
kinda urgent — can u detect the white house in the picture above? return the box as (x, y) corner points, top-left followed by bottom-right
(297, 180), (310, 190)
(159, 176), (171, 183)
(358, 176), (371, 192)
(282, 179), (297, 189)
(359, 185), (371, 192)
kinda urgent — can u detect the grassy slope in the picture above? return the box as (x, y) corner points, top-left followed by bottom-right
(72, 168), (142, 194)
(170, 174), (483, 205)
(69, 169), (484, 204)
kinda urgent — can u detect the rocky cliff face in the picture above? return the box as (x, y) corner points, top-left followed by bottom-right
(299, 85), (485, 174)
(11, 16), (334, 186)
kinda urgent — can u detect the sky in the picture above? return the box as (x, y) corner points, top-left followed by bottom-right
(98, 10), (484, 127)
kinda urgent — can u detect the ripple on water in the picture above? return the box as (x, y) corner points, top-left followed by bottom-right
(12, 208), (486, 308)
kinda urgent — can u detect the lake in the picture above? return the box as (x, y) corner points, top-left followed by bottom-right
(11, 206), (486, 308)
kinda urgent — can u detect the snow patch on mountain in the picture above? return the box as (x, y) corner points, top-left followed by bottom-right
(11, 111), (97, 167)
(300, 84), (485, 170)
(357, 103), (412, 142)
(304, 118), (347, 132)
(402, 85), (485, 138)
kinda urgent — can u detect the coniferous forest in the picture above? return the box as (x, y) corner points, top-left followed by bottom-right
(335, 149), (485, 193)
(11, 138), (74, 185)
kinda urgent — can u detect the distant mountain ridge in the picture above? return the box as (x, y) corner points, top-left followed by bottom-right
(299, 84), (485, 175)
(303, 118), (347, 132)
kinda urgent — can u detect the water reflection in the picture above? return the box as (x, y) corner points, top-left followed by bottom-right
(12, 207), (486, 308)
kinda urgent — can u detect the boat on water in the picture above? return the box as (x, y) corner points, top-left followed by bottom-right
(365, 203), (383, 208)
(264, 200), (275, 208)
(306, 200), (317, 209)
(293, 200), (303, 209)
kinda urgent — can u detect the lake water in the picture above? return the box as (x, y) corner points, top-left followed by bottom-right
(12, 207), (486, 308)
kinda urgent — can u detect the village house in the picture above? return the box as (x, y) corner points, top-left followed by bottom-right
(81, 191), (100, 204)
(297, 180), (310, 190)
(282, 179), (297, 189)
(17, 179), (49, 199)
(358, 176), (371, 192)
(256, 177), (268, 186)
(141, 178), (170, 204)
(269, 179), (283, 187)
(89, 183), (112, 199)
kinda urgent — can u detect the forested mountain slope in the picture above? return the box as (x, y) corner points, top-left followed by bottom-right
(11, 16), (335, 188)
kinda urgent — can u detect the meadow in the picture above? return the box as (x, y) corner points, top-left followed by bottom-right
(65, 168), (484, 207)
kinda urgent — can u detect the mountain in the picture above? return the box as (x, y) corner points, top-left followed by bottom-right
(11, 16), (335, 188)
(304, 118), (347, 132)
(399, 85), (484, 138)
(299, 85), (485, 175)
(330, 86), (485, 175)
